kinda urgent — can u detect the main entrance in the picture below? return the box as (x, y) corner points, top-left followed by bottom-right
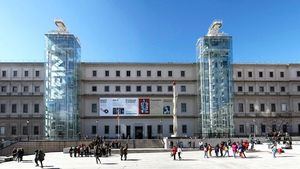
(135, 126), (143, 139)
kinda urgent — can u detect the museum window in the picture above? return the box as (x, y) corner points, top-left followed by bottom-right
(115, 125), (120, 134)
(105, 70), (109, 77)
(0, 126), (4, 135)
(269, 72), (273, 78)
(147, 70), (151, 77)
(2, 70), (6, 77)
(0, 104), (6, 113)
(259, 86), (264, 92)
(238, 86), (243, 92)
(157, 70), (161, 77)
(259, 71), (263, 78)
(298, 103), (300, 111)
(116, 70), (120, 77)
(136, 70), (141, 77)
(92, 103), (97, 113)
(237, 71), (242, 77)
(35, 70), (40, 77)
(280, 86), (285, 92)
(104, 126), (109, 134)
(281, 104), (287, 112)
(248, 72), (252, 78)
(11, 126), (16, 135)
(91, 126), (97, 134)
(261, 124), (266, 133)
(115, 86), (121, 92)
(157, 86), (162, 92)
(92, 86), (97, 92)
(168, 71), (172, 77)
(280, 72), (284, 78)
(34, 104), (39, 113)
(34, 126), (39, 135)
(182, 125), (187, 134)
(249, 104), (254, 112)
(157, 125), (163, 134)
(270, 86), (275, 92)
(168, 86), (173, 92)
(238, 103), (243, 112)
(181, 71), (185, 77)
(271, 103), (276, 112)
(12, 86), (17, 93)
(23, 104), (28, 113)
(239, 125), (244, 133)
(181, 103), (187, 113)
(248, 86), (253, 92)
(180, 85), (186, 92)
(1, 86), (7, 92)
(23, 86), (29, 92)
(92, 70), (97, 77)
(126, 70), (131, 77)
(34, 86), (40, 93)
(147, 86), (152, 92)
(250, 124), (255, 133)
(23, 126), (28, 135)
(13, 70), (17, 77)
(136, 86), (141, 92)
(12, 104), (17, 113)
(24, 70), (29, 77)
(169, 125), (173, 134)
(272, 124), (277, 132)
(126, 86), (131, 92)
(104, 86), (110, 92)
(297, 86), (300, 92)
(260, 104), (265, 112)
(297, 71), (300, 77)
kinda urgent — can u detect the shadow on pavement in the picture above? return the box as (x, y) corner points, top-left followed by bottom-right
(277, 155), (295, 158)
(101, 163), (118, 165)
(179, 159), (199, 161)
(245, 156), (262, 159)
(125, 159), (140, 161)
(21, 160), (33, 163)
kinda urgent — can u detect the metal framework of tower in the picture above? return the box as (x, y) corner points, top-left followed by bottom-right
(196, 20), (234, 138)
(44, 19), (81, 140)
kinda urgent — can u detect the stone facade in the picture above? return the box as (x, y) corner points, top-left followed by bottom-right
(0, 62), (300, 140)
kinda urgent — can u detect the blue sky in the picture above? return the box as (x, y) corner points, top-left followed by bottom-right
(0, 0), (300, 63)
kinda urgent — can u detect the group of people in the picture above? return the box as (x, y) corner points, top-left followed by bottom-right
(12, 147), (24, 162)
(170, 146), (183, 160)
(202, 140), (249, 158)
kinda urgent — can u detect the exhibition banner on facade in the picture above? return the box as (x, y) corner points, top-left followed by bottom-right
(99, 98), (138, 116)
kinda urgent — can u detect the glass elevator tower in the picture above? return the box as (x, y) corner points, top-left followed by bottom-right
(44, 20), (81, 140)
(197, 20), (234, 137)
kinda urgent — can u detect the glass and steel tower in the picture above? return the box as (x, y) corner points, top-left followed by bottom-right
(44, 20), (81, 140)
(196, 20), (234, 137)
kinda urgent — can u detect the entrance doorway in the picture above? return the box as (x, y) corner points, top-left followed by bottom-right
(147, 125), (152, 139)
(135, 126), (143, 139)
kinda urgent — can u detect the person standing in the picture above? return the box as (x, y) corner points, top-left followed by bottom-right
(214, 144), (219, 157)
(95, 146), (101, 164)
(208, 144), (212, 157)
(271, 143), (277, 158)
(231, 142), (237, 158)
(177, 146), (182, 160)
(223, 144), (230, 157)
(69, 147), (73, 157)
(38, 150), (45, 168)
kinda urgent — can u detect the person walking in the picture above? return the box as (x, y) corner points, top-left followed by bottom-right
(38, 150), (45, 168)
(123, 144), (128, 160)
(171, 146), (177, 160)
(203, 143), (209, 158)
(208, 144), (212, 157)
(271, 143), (277, 158)
(223, 144), (230, 157)
(231, 142), (237, 158)
(12, 148), (17, 161)
(95, 146), (101, 164)
(120, 145), (124, 160)
(177, 146), (182, 160)
(34, 150), (39, 167)
(214, 144), (219, 157)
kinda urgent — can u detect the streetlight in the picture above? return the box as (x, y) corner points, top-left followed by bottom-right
(26, 120), (30, 141)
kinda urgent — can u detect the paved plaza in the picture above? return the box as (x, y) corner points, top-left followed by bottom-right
(1, 144), (300, 169)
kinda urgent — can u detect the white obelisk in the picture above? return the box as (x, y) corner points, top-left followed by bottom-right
(172, 81), (178, 137)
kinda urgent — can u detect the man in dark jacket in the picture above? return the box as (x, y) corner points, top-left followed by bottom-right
(34, 150), (39, 166)
(120, 145), (124, 160)
(38, 150), (45, 168)
(123, 144), (128, 160)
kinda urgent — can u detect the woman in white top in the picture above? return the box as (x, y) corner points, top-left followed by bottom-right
(177, 147), (182, 160)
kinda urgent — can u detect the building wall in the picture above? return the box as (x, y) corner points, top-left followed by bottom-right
(0, 62), (300, 140)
